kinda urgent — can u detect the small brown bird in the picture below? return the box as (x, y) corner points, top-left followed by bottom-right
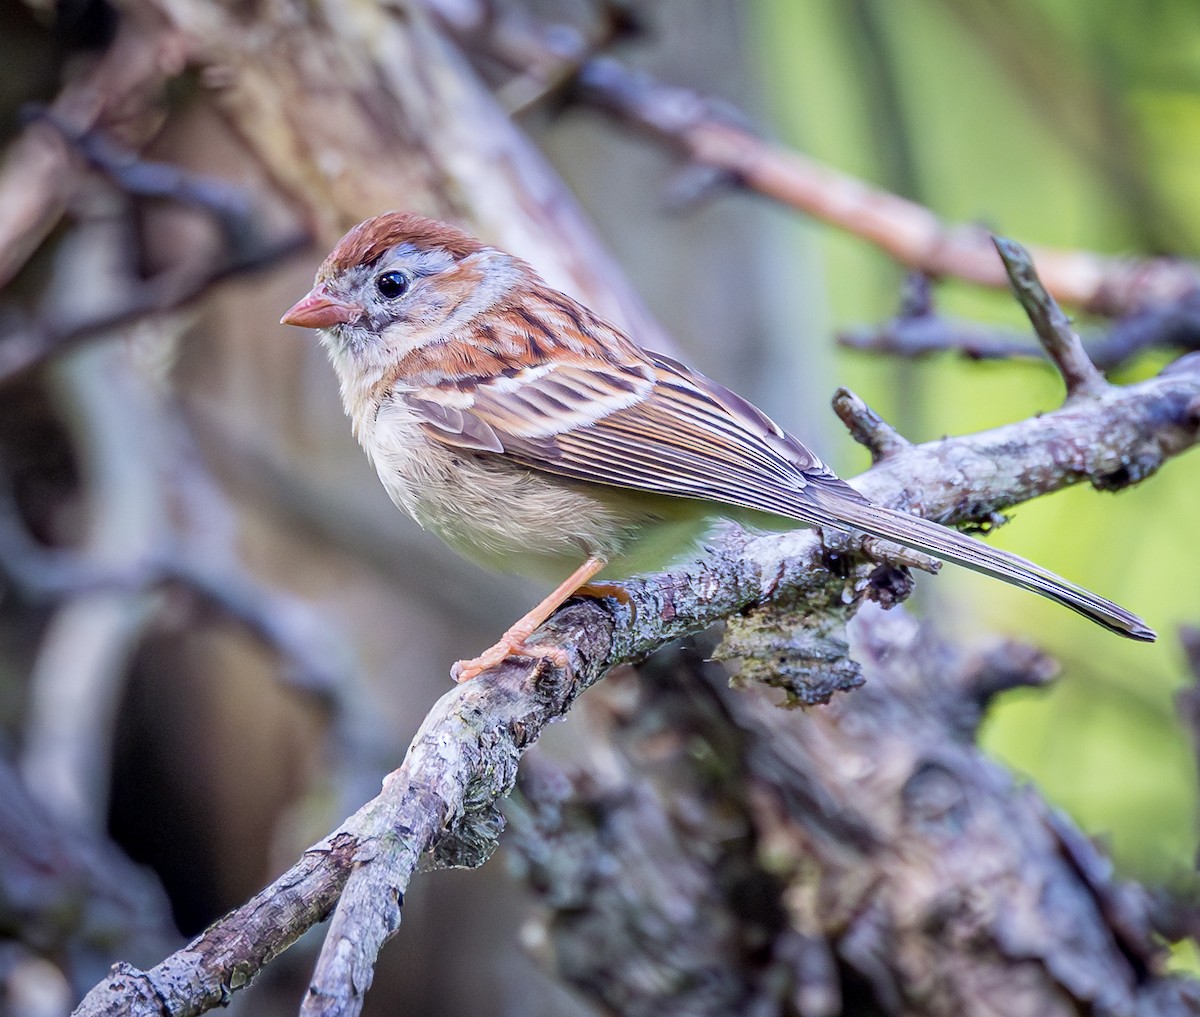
(282, 212), (1153, 681)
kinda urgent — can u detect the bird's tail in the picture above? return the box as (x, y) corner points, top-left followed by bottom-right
(811, 492), (1154, 641)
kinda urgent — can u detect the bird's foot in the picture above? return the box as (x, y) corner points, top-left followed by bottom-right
(576, 580), (633, 607)
(451, 637), (569, 683)
(452, 555), (606, 682)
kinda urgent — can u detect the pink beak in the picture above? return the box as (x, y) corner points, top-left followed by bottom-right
(280, 288), (362, 328)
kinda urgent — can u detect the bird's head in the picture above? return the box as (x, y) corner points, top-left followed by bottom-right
(281, 212), (522, 376)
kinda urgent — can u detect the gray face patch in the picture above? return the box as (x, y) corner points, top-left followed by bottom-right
(319, 245), (524, 377)
(352, 245), (459, 331)
(317, 244), (460, 357)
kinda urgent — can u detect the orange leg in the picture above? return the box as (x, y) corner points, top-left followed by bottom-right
(451, 555), (608, 683)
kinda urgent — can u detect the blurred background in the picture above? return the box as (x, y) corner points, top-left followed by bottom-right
(0, 0), (1198, 1014)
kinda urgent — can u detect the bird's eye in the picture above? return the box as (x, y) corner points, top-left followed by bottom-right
(375, 271), (411, 300)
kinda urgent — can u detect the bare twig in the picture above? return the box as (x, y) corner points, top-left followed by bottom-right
(0, 518), (355, 703)
(840, 295), (1200, 372)
(435, 1), (1200, 317)
(993, 234), (1109, 398)
(72, 351), (1200, 1017)
(0, 121), (309, 386)
(559, 56), (1200, 317)
(0, 19), (189, 288)
(0, 236), (306, 385)
(481, 3), (638, 115)
(18, 256), (171, 827)
(26, 107), (282, 260)
(830, 387), (910, 463)
(840, 313), (1051, 362)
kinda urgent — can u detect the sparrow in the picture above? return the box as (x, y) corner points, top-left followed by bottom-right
(281, 212), (1154, 681)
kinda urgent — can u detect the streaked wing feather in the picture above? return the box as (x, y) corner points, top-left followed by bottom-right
(409, 351), (859, 527)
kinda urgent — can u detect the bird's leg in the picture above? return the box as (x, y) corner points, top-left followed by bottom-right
(451, 555), (608, 683)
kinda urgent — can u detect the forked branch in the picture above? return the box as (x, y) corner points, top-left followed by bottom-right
(72, 345), (1200, 1017)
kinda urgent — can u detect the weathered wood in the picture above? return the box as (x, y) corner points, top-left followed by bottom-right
(72, 351), (1200, 1016)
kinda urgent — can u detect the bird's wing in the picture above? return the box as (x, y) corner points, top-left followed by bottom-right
(404, 350), (863, 527)
(403, 344), (1157, 642)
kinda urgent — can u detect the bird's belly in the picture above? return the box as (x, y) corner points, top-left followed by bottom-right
(364, 417), (714, 583)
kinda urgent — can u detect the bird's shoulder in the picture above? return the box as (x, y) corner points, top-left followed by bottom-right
(387, 287), (644, 388)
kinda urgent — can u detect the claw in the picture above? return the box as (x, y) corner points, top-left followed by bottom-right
(576, 580), (633, 606)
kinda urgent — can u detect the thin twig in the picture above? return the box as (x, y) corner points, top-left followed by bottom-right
(0, 536), (356, 703)
(0, 20), (189, 289)
(484, 3), (638, 115)
(0, 233), (307, 386)
(559, 55), (1200, 317)
(27, 106), (270, 257)
(840, 316), (1048, 362)
(0, 115), (309, 385)
(840, 300), (1200, 371)
(830, 387), (911, 463)
(436, 0), (1200, 315)
(992, 234), (1109, 398)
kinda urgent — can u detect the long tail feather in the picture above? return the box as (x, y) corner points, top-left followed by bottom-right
(811, 492), (1155, 641)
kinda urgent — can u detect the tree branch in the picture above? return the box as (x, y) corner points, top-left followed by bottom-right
(566, 56), (1200, 317)
(0, 122), (308, 386)
(839, 290), (1200, 372)
(71, 348), (1200, 1017)
(992, 234), (1109, 398)
(831, 387), (911, 464)
(506, 608), (1192, 1016)
(431, 5), (1200, 319)
(0, 16), (189, 289)
(36, 6), (1199, 1016)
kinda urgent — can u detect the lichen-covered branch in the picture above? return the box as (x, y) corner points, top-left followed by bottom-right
(15, 6), (1194, 1017)
(71, 347), (1200, 1017)
(508, 608), (1196, 1016)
